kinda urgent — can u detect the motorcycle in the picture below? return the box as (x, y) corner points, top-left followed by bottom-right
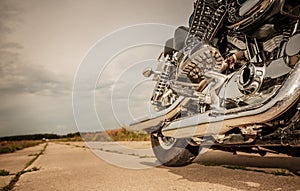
(129, 0), (300, 166)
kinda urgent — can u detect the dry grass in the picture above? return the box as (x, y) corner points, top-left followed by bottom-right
(0, 140), (41, 154)
(54, 136), (84, 142)
(82, 128), (150, 142)
(0, 169), (10, 176)
(106, 128), (150, 142)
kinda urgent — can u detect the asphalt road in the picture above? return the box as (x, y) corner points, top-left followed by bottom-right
(0, 142), (300, 191)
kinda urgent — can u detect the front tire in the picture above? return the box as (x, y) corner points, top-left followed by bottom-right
(151, 133), (199, 167)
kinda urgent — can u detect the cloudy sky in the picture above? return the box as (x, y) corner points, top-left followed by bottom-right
(0, 0), (194, 136)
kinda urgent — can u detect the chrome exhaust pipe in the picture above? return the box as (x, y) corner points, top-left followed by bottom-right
(162, 62), (300, 138)
(128, 97), (187, 132)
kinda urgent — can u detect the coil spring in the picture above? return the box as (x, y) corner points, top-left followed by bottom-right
(151, 63), (172, 103)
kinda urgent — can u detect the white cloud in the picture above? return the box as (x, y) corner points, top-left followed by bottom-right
(0, 0), (195, 136)
(0, 50), (71, 96)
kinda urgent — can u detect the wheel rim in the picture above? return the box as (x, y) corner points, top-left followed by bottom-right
(158, 136), (176, 150)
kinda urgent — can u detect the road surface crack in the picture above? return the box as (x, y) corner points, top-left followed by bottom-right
(1, 143), (48, 191)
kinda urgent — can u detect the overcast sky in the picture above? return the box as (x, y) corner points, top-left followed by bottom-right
(0, 0), (194, 136)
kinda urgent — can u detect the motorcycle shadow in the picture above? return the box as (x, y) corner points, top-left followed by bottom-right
(153, 151), (300, 191)
(139, 150), (300, 175)
(192, 150), (300, 175)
